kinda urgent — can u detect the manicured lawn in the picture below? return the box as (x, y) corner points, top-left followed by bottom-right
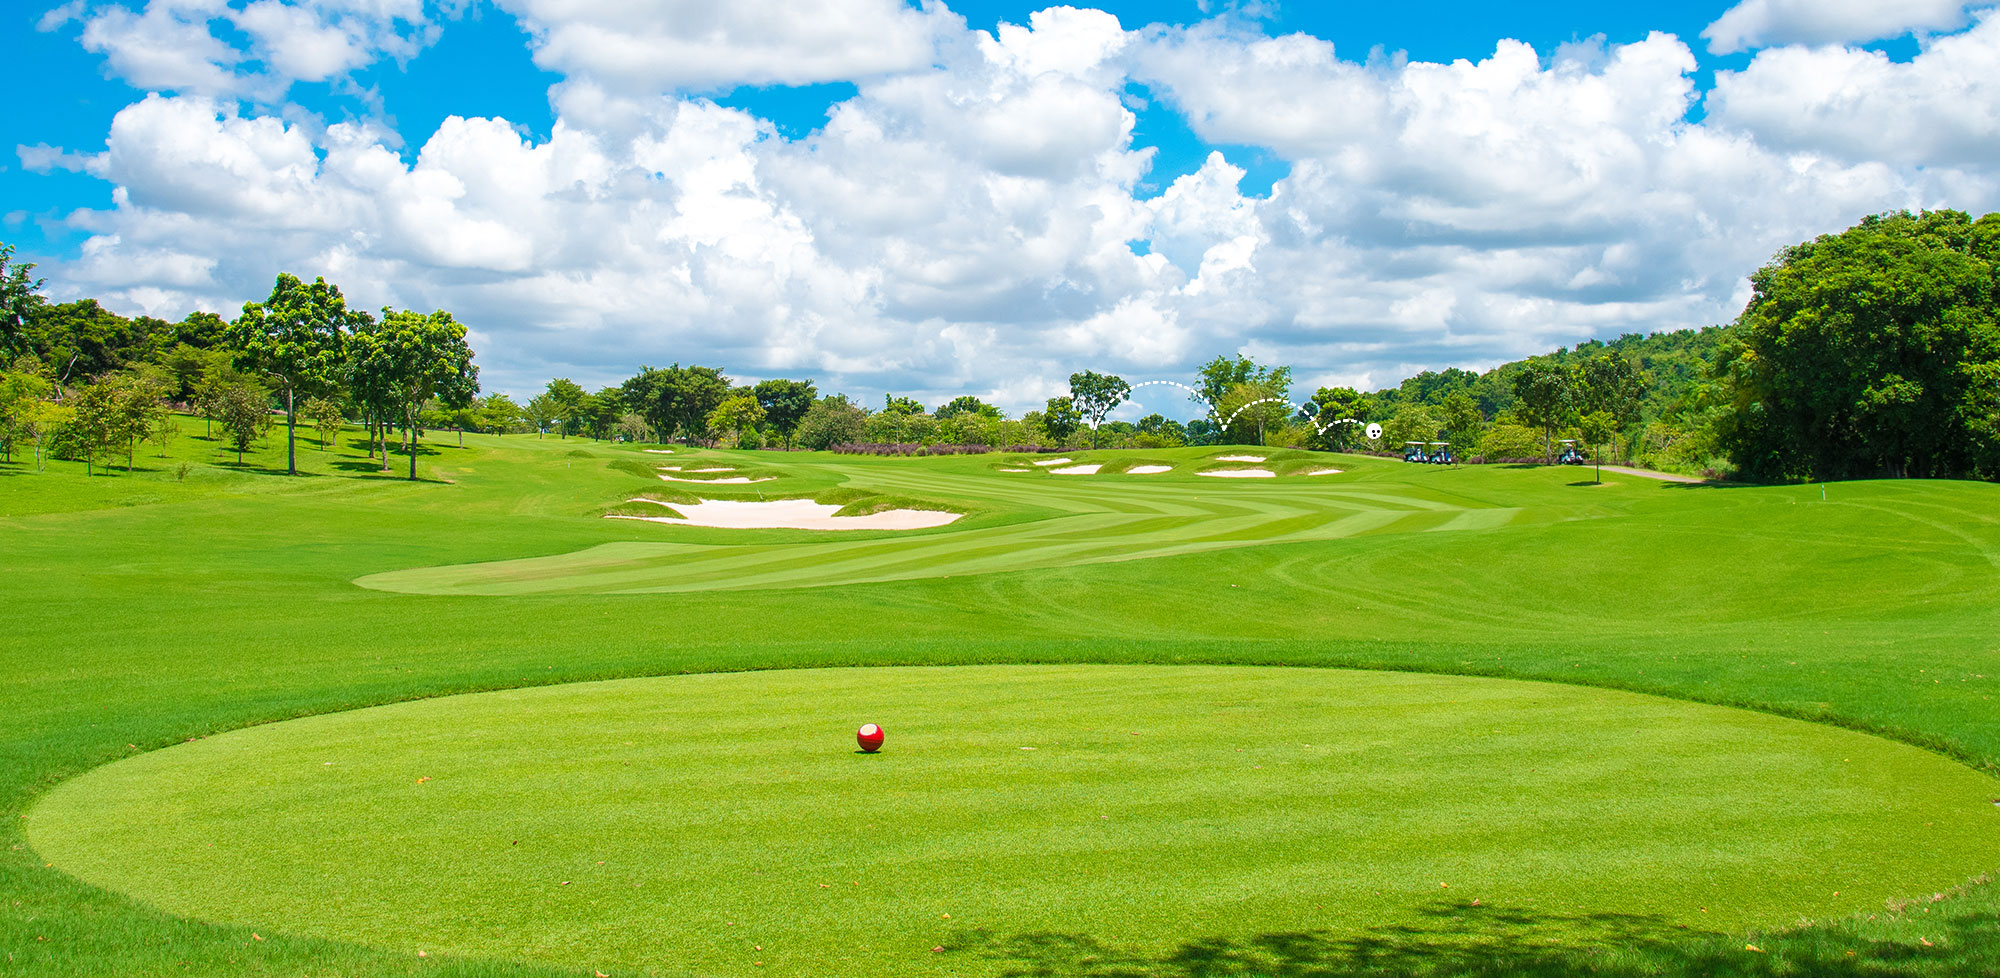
(27, 666), (1998, 978)
(2, 420), (1997, 977)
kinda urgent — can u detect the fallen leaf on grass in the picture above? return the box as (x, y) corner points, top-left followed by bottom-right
(415, 777), (430, 784)
(1922, 938), (1935, 947)
(932, 946), (945, 953)
(1745, 944), (1763, 953)
(252, 934), (262, 941)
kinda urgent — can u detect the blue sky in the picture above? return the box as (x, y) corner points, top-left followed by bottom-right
(3, 1), (1989, 409)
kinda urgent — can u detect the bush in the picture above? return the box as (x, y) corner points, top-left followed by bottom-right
(1477, 423), (1545, 460)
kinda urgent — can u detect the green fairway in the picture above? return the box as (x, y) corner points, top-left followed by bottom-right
(357, 452), (1574, 594)
(29, 666), (1996, 978)
(4, 424), (2000, 977)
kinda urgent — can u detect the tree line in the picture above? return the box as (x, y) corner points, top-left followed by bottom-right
(6, 208), (1996, 482)
(1, 254), (476, 479)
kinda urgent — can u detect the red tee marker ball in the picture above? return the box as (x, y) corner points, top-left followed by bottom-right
(857, 723), (885, 753)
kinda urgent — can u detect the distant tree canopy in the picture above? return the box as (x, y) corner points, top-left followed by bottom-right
(1725, 209), (2000, 481)
(9, 211), (2000, 483)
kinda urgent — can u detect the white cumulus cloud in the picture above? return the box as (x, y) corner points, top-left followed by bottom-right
(1702, 0), (1973, 54)
(32, 5), (2000, 411)
(495, 0), (953, 93)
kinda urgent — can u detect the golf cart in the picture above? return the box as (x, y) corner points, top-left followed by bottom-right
(1556, 439), (1588, 465)
(1428, 442), (1453, 465)
(1402, 441), (1429, 463)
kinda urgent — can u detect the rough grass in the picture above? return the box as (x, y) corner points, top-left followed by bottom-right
(1, 420), (1998, 977)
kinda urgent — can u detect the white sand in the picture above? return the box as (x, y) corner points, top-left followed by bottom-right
(998, 467), (1030, 472)
(659, 475), (774, 484)
(1216, 454), (1267, 462)
(1128, 465), (1172, 474)
(612, 498), (960, 530)
(1051, 464), (1103, 475)
(685, 467), (734, 473)
(643, 449), (675, 454)
(1031, 457), (1074, 467)
(1198, 468), (1277, 478)
(1300, 467), (1343, 476)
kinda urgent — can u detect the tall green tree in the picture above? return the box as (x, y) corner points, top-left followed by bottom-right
(793, 395), (867, 450)
(109, 372), (168, 471)
(753, 379), (818, 447)
(1576, 352), (1647, 458)
(653, 365), (733, 445)
(1041, 395), (1081, 444)
(709, 393), (766, 447)
(523, 393), (559, 438)
(544, 378), (587, 438)
(1196, 355), (1291, 421)
(1307, 387), (1373, 451)
(301, 396), (345, 450)
(1440, 390), (1485, 451)
(214, 379), (273, 465)
(934, 395), (999, 420)
(1068, 371), (1130, 447)
(64, 378), (125, 476)
(354, 309), (479, 480)
(621, 365), (731, 444)
(1, 243), (46, 362)
(1512, 356), (1576, 461)
(227, 274), (364, 475)
(583, 387), (624, 441)
(477, 393), (524, 434)
(1728, 209), (2000, 480)
(0, 359), (52, 463)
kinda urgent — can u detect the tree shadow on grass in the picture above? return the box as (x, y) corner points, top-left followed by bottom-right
(213, 460), (322, 477)
(963, 899), (1996, 978)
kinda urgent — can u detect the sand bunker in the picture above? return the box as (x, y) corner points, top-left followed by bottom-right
(612, 498), (960, 531)
(1051, 464), (1103, 475)
(1216, 455), (1267, 462)
(1300, 468), (1342, 476)
(998, 467), (1030, 473)
(659, 475), (774, 484)
(1199, 468), (1277, 478)
(1128, 465), (1172, 474)
(1031, 458), (1074, 467)
(643, 449), (675, 454)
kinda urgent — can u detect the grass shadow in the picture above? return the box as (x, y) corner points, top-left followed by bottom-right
(212, 460), (323, 477)
(963, 898), (1995, 978)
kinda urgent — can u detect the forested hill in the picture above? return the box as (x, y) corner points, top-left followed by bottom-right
(1374, 324), (1741, 421)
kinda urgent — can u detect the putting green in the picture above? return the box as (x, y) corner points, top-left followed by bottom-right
(27, 666), (1998, 977)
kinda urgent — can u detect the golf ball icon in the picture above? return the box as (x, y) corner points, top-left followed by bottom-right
(857, 723), (885, 753)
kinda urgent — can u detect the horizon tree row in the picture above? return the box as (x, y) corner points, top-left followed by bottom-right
(8, 207), (1998, 482)
(0, 256), (478, 480)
